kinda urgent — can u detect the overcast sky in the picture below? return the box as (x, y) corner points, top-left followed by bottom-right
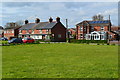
(1, 2), (118, 28)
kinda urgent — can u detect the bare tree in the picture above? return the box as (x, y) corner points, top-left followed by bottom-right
(92, 14), (104, 21)
(15, 20), (24, 26)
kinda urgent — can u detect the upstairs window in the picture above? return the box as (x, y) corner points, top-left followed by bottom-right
(19, 30), (22, 33)
(101, 26), (104, 31)
(12, 30), (14, 33)
(91, 26), (94, 31)
(39, 30), (42, 34)
(80, 26), (83, 31)
(46, 29), (49, 33)
(80, 34), (83, 38)
(84, 27), (86, 31)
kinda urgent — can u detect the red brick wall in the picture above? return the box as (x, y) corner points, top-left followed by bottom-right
(76, 25), (85, 40)
(42, 29), (48, 34)
(51, 22), (66, 42)
(4, 29), (14, 39)
(34, 30), (40, 34)
(94, 26), (101, 31)
(22, 30), (27, 34)
(104, 26), (108, 31)
(68, 28), (76, 35)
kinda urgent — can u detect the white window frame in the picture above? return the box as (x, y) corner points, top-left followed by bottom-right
(80, 26), (83, 31)
(80, 34), (83, 38)
(101, 26), (104, 31)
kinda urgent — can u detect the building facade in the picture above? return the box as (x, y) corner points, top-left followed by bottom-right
(19, 17), (66, 42)
(68, 28), (76, 39)
(0, 26), (3, 38)
(76, 20), (118, 40)
(4, 23), (21, 39)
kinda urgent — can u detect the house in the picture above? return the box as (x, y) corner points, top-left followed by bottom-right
(76, 20), (118, 40)
(4, 22), (21, 40)
(68, 28), (76, 39)
(19, 17), (66, 42)
(111, 26), (120, 40)
(111, 26), (120, 34)
(0, 26), (3, 38)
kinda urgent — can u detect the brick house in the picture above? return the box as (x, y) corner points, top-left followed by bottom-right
(19, 17), (66, 42)
(4, 23), (21, 40)
(111, 26), (120, 34)
(76, 20), (118, 40)
(0, 26), (3, 38)
(68, 28), (76, 39)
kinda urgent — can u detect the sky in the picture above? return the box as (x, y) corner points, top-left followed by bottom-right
(0, 2), (118, 28)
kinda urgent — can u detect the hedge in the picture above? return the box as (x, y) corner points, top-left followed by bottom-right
(69, 39), (107, 43)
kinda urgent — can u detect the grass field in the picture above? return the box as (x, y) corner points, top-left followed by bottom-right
(2, 43), (118, 78)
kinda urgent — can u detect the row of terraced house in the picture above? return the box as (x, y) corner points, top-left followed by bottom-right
(1, 17), (120, 41)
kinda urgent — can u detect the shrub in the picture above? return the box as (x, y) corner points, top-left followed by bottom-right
(69, 39), (107, 44)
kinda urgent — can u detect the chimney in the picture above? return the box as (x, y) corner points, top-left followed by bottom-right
(25, 20), (29, 24)
(49, 17), (53, 23)
(35, 18), (40, 23)
(56, 17), (60, 22)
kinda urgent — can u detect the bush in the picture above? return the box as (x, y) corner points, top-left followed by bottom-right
(69, 39), (107, 44)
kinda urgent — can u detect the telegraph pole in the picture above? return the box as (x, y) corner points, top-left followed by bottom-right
(66, 19), (68, 42)
(108, 15), (111, 44)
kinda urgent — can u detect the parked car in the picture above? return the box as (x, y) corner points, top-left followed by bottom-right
(0, 37), (8, 41)
(22, 37), (34, 43)
(8, 38), (23, 44)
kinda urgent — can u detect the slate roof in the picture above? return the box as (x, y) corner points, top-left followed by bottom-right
(19, 23), (37, 30)
(0, 26), (3, 29)
(76, 20), (111, 26)
(19, 22), (57, 30)
(4, 26), (21, 30)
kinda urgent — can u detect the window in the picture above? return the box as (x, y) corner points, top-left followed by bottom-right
(39, 30), (42, 34)
(83, 34), (86, 38)
(84, 27), (86, 31)
(80, 34), (83, 38)
(80, 26), (83, 31)
(58, 34), (61, 38)
(46, 30), (49, 33)
(109, 35), (112, 39)
(101, 26), (104, 30)
(19, 30), (22, 33)
(91, 26), (94, 31)
(12, 30), (14, 33)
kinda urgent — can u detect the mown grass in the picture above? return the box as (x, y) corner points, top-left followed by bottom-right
(2, 43), (118, 78)
(0, 41), (8, 44)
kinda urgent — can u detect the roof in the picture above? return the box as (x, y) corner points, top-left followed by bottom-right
(19, 22), (57, 30)
(33, 22), (57, 29)
(76, 20), (111, 26)
(19, 23), (37, 30)
(0, 26), (3, 29)
(88, 20), (110, 24)
(4, 26), (21, 30)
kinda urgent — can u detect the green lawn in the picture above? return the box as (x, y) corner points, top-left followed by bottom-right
(2, 43), (118, 78)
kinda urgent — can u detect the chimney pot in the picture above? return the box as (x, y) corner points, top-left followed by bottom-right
(49, 17), (53, 23)
(35, 18), (40, 23)
(56, 17), (60, 22)
(25, 20), (29, 24)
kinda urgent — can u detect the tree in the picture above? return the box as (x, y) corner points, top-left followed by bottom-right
(15, 20), (24, 26)
(4, 20), (24, 28)
(92, 14), (104, 21)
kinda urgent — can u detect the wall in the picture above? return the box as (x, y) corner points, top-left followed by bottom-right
(51, 22), (66, 42)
